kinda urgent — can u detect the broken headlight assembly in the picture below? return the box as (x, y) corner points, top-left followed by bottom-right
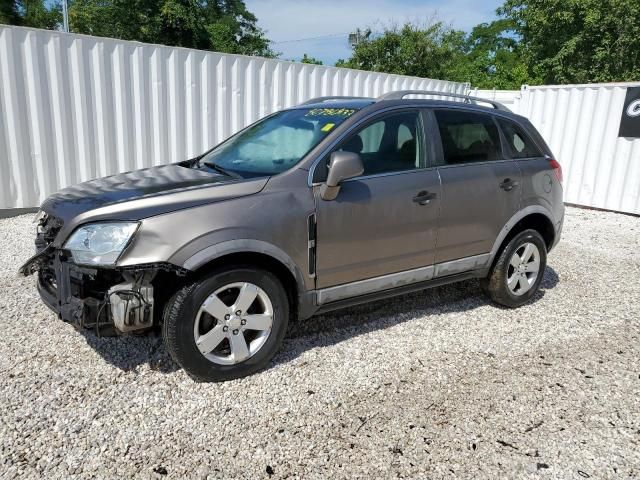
(64, 222), (139, 266)
(32, 209), (47, 224)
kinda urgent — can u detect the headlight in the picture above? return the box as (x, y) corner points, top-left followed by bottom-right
(64, 222), (139, 266)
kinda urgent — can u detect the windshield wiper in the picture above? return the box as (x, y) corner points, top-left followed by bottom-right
(202, 161), (242, 179)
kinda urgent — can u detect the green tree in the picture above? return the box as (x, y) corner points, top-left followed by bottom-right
(454, 19), (535, 88)
(68, 0), (156, 42)
(337, 22), (468, 80)
(201, 0), (276, 56)
(300, 53), (322, 65)
(336, 20), (533, 89)
(0, 0), (276, 57)
(500, 0), (640, 84)
(0, 0), (62, 29)
(68, 0), (276, 57)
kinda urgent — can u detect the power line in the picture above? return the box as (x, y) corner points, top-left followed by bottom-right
(61, 0), (69, 32)
(272, 32), (350, 44)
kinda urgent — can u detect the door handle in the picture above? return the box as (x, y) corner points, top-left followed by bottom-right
(500, 178), (520, 191)
(412, 191), (436, 205)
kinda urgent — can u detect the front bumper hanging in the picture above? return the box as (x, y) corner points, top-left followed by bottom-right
(34, 250), (109, 329)
(20, 213), (187, 334)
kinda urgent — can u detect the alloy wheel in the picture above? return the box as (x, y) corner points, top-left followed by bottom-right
(193, 282), (273, 365)
(506, 242), (541, 296)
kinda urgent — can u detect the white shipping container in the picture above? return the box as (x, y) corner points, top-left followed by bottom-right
(517, 84), (640, 215)
(1, 26), (638, 214)
(0, 26), (466, 209)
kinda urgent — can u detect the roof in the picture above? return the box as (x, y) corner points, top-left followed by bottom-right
(292, 98), (521, 120)
(294, 90), (513, 114)
(292, 98), (375, 110)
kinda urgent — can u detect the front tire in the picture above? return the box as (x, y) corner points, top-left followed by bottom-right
(162, 267), (289, 382)
(481, 229), (547, 308)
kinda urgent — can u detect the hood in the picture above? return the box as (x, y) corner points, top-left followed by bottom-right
(41, 164), (269, 243)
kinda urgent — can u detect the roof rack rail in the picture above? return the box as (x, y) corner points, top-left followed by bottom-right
(299, 96), (371, 106)
(377, 90), (510, 111)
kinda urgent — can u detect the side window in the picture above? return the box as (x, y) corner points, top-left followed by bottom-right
(397, 124), (413, 149)
(359, 121), (385, 153)
(434, 110), (502, 165)
(312, 111), (425, 182)
(497, 119), (543, 158)
(337, 111), (424, 177)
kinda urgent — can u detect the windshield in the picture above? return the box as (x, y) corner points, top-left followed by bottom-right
(199, 107), (358, 177)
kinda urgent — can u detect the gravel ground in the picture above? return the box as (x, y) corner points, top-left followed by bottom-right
(0, 206), (638, 479)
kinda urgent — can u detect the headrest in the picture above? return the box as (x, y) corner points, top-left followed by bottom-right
(342, 135), (363, 154)
(399, 139), (416, 161)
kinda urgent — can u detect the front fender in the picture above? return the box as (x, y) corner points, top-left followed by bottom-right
(116, 170), (316, 299)
(179, 238), (316, 320)
(182, 238), (305, 286)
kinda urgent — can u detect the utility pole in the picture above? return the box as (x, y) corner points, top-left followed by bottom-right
(62, 0), (70, 33)
(348, 28), (371, 47)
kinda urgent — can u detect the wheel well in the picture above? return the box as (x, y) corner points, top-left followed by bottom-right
(496, 213), (555, 258)
(191, 252), (299, 316)
(516, 213), (555, 249)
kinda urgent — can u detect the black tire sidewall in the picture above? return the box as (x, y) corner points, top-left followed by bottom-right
(497, 229), (547, 305)
(166, 268), (289, 381)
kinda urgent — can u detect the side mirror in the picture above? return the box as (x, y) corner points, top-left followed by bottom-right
(320, 151), (364, 200)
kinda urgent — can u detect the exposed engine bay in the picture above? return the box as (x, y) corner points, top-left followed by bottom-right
(20, 212), (186, 336)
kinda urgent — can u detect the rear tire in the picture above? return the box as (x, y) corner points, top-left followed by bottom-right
(481, 229), (547, 308)
(162, 267), (289, 382)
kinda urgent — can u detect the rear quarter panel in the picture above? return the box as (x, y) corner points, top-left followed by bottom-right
(516, 157), (564, 228)
(516, 117), (564, 227)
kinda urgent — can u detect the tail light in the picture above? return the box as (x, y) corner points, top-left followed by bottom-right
(548, 158), (562, 185)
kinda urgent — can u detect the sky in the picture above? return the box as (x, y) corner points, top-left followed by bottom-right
(245, 0), (504, 65)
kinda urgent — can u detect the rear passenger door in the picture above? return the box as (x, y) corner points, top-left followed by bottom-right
(432, 109), (521, 268)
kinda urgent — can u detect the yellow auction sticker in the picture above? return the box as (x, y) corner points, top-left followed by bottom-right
(321, 123), (335, 132)
(305, 108), (356, 117)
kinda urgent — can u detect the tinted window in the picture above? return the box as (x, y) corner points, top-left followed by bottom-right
(498, 119), (543, 158)
(360, 121), (385, 153)
(338, 111), (424, 177)
(435, 110), (501, 164)
(313, 111), (425, 182)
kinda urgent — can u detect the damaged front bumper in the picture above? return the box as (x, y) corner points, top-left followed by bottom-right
(37, 251), (112, 326)
(20, 214), (186, 335)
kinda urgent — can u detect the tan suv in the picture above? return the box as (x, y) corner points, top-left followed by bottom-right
(20, 91), (564, 381)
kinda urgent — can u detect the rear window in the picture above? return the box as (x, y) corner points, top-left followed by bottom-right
(434, 110), (502, 164)
(497, 119), (543, 159)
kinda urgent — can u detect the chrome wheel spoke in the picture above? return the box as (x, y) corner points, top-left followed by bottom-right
(243, 313), (272, 331)
(196, 325), (227, 354)
(229, 333), (250, 362)
(518, 276), (530, 293)
(234, 283), (259, 313)
(524, 258), (540, 273)
(507, 273), (519, 290)
(201, 293), (229, 321)
(521, 243), (534, 263)
(510, 254), (521, 269)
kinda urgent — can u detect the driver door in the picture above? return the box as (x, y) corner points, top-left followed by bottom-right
(313, 109), (442, 296)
